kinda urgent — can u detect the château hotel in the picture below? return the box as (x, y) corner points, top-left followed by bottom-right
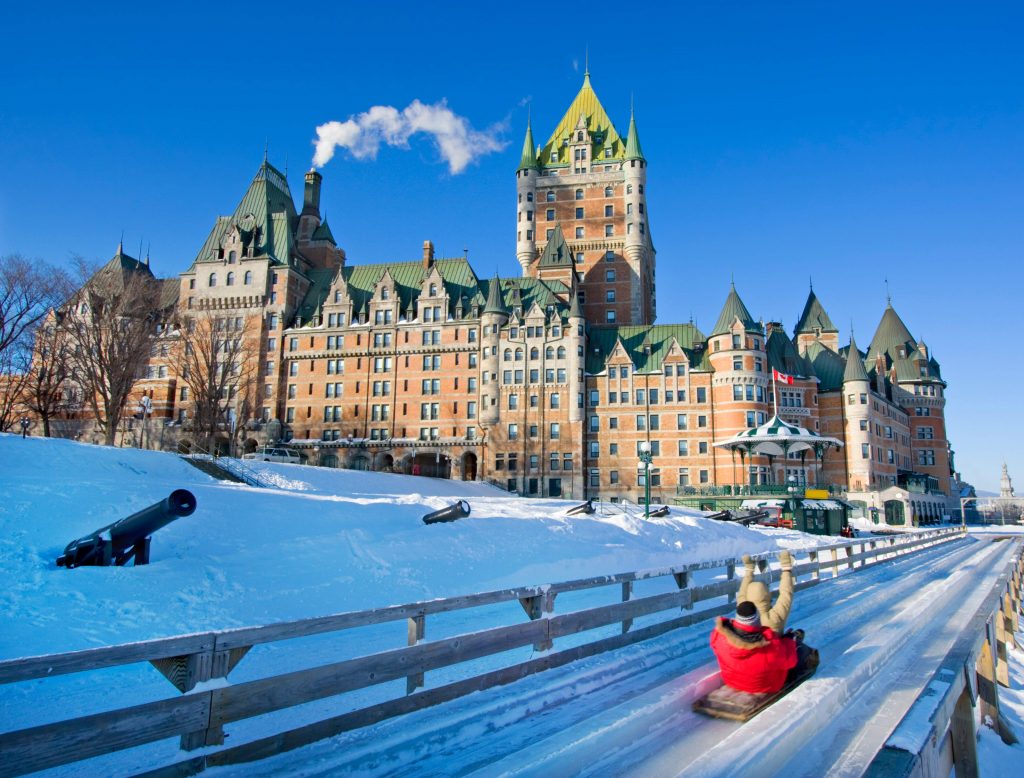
(62, 72), (958, 521)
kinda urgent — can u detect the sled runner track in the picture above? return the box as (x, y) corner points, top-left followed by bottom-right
(215, 535), (993, 777)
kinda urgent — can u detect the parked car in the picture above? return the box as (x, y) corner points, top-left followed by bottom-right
(242, 447), (301, 464)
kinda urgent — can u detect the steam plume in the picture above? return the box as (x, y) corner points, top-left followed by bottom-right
(312, 100), (506, 174)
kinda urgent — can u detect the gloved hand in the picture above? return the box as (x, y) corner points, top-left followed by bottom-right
(742, 553), (755, 572)
(784, 628), (805, 644)
(779, 550), (793, 572)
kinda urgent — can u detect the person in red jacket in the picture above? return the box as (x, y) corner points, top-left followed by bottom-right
(710, 600), (798, 694)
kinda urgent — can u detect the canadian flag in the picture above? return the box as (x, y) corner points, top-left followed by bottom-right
(773, 368), (794, 385)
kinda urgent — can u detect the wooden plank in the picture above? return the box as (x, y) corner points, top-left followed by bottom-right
(621, 581), (634, 633)
(406, 615), (426, 695)
(0, 694), (210, 777)
(210, 619), (547, 726)
(549, 590), (691, 639)
(0, 634), (215, 685)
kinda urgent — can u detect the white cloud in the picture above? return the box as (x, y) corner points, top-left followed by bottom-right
(312, 99), (506, 174)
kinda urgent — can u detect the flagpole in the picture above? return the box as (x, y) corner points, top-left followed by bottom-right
(772, 369), (778, 417)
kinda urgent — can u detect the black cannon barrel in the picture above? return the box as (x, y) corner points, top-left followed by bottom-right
(647, 505), (671, 518)
(56, 489), (196, 568)
(422, 500), (471, 525)
(565, 500), (595, 516)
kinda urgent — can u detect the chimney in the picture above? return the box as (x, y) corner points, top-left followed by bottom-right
(303, 169), (322, 216)
(422, 240), (434, 270)
(765, 321), (785, 335)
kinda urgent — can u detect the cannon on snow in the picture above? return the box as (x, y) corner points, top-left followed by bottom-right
(565, 500), (595, 516)
(56, 489), (196, 568)
(647, 505), (671, 518)
(422, 500), (471, 525)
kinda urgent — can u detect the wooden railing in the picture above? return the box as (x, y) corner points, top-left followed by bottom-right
(866, 537), (1023, 778)
(0, 527), (966, 777)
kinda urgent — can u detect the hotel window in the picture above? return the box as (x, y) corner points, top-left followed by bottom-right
(545, 191), (555, 202)
(550, 423), (560, 439)
(636, 415), (646, 431)
(677, 414), (688, 430)
(678, 440), (689, 456)
(604, 186), (613, 197)
(696, 388), (707, 403)
(733, 385), (743, 401)
(546, 209), (555, 220)
(508, 424), (518, 440)
(606, 290), (616, 302)
(605, 224), (613, 236)
(606, 268), (616, 282)
(589, 415), (599, 432)
(550, 393), (560, 409)
(606, 310), (617, 323)
(576, 227), (584, 238)
(860, 393), (868, 404)
(575, 189), (584, 200)
(698, 415), (707, 428)
(575, 207), (584, 219)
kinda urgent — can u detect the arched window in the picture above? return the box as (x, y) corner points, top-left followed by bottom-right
(228, 250), (237, 264)
(381, 287), (390, 299)
(208, 273), (217, 287)
(503, 349), (512, 361)
(515, 348), (523, 361)
(575, 189), (584, 200)
(243, 271), (252, 285)
(530, 347), (539, 360)
(604, 186), (613, 197)
(226, 272), (235, 286)
(429, 283), (437, 296)
(546, 191), (555, 202)
(557, 346), (566, 359)
(546, 346), (554, 359)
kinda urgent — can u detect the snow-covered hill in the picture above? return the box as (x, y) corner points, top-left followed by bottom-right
(0, 433), (825, 659)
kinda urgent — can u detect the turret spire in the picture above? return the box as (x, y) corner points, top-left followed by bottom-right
(624, 106), (645, 162)
(843, 333), (870, 384)
(518, 119), (539, 171)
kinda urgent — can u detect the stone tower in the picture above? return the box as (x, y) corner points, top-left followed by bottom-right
(842, 333), (873, 491)
(1001, 463), (1015, 499)
(518, 71), (656, 326)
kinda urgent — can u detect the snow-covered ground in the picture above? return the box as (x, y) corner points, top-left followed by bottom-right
(0, 433), (996, 777)
(978, 625), (1024, 774)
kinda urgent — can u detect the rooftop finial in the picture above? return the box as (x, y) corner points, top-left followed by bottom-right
(809, 275), (813, 291)
(885, 277), (891, 305)
(264, 138), (269, 164)
(585, 45), (589, 77)
(118, 230), (124, 254)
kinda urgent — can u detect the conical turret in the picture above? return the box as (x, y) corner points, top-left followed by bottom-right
(482, 274), (508, 317)
(518, 121), (539, 171)
(843, 334), (870, 384)
(624, 110), (645, 162)
(711, 284), (761, 336)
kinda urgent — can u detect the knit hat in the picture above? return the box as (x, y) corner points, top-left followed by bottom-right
(734, 600), (761, 628)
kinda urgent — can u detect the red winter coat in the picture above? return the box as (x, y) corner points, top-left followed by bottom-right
(710, 617), (798, 694)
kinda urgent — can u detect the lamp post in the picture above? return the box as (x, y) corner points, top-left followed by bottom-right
(136, 396), (152, 449)
(787, 475), (798, 526)
(639, 441), (653, 518)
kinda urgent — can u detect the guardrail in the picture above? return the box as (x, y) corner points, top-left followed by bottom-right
(865, 537), (1023, 778)
(0, 527), (965, 777)
(182, 445), (273, 489)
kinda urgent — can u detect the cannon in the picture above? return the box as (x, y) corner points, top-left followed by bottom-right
(56, 489), (196, 568)
(647, 505), (671, 518)
(422, 500), (471, 525)
(565, 500), (595, 516)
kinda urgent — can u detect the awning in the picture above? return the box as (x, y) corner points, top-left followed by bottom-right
(741, 499), (785, 509)
(803, 499), (842, 510)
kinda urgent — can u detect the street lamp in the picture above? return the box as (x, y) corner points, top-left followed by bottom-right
(638, 441), (653, 518)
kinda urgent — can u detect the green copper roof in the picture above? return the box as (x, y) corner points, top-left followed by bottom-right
(585, 323), (707, 374)
(803, 341), (846, 392)
(568, 288), (583, 319)
(311, 219), (336, 244)
(483, 272), (507, 315)
(624, 111), (645, 162)
(843, 334), (870, 384)
(867, 304), (916, 364)
(518, 121), (539, 171)
(794, 289), (837, 334)
(766, 330), (812, 378)
(192, 160), (298, 269)
(537, 225), (572, 268)
(539, 73), (625, 168)
(711, 284), (762, 336)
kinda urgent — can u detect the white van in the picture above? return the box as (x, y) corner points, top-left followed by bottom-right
(242, 447), (301, 464)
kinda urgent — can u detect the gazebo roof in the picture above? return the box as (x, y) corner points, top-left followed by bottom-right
(714, 415), (844, 457)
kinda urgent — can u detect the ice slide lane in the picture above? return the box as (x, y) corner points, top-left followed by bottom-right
(465, 536), (1007, 778)
(223, 535), (996, 777)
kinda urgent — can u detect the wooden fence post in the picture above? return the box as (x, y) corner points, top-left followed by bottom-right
(621, 581), (634, 634)
(673, 571), (692, 611)
(726, 564), (736, 605)
(407, 615), (426, 694)
(831, 548), (840, 578)
(950, 682), (980, 778)
(519, 592), (556, 651)
(150, 643), (250, 750)
(845, 545), (854, 571)
(808, 551), (819, 581)
(977, 630), (1017, 745)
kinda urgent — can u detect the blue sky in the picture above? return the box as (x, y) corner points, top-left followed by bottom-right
(1, 2), (1021, 492)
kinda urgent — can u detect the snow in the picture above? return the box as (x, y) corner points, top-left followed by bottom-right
(0, 432), (994, 776)
(977, 629), (1024, 776)
(0, 433), (826, 661)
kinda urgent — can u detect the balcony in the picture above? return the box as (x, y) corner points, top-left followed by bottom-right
(676, 483), (847, 497)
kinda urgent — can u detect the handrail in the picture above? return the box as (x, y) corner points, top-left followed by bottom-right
(182, 443), (272, 489)
(0, 527), (966, 776)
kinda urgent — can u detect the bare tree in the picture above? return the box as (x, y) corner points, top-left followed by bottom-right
(65, 259), (163, 446)
(0, 339), (31, 432)
(0, 255), (71, 358)
(176, 312), (260, 453)
(22, 313), (75, 437)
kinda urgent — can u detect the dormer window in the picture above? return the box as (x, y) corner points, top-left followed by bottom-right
(604, 148), (612, 158)
(429, 283), (437, 297)
(381, 288), (389, 300)
(577, 131), (584, 141)
(228, 251), (237, 264)
(334, 290), (341, 303)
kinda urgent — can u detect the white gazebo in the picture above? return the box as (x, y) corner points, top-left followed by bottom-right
(714, 415), (843, 491)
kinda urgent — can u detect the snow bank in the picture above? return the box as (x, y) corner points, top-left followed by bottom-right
(0, 433), (823, 659)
